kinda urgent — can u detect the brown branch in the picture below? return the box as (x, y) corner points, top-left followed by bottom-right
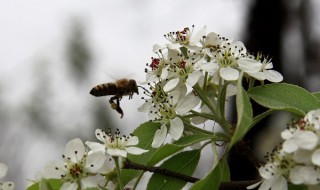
(123, 159), (199, 183)
(123, 159), (261, 190)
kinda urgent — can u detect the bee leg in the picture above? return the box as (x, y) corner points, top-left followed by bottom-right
(109, 96), (124, 118)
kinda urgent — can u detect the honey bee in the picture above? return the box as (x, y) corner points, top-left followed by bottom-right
(90, 79), (139, 118)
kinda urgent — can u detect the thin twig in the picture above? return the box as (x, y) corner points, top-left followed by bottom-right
(123, 159), (261, 190)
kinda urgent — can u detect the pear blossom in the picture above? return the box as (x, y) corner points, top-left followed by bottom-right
(290, 166), (320, 185)
(86, 129), (149, 158)
(209, 41), (262, 81)
(150, 92), (200, 148)
(248, 150), (294, 190)
(0, 163), (14, 190)
(305, 109), (320, 129)
(163, 25), (206, 50)
(247, 57), (283, 82)
(139, 81), (200, 148)
(281, 129), (318, 153)
(42, 138), (107, 190)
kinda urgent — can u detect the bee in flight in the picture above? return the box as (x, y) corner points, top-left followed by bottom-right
(90, 79), (139, 118)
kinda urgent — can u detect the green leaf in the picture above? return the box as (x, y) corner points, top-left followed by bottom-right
(123, 122), (215, 186)
(190, 161), (221, 190)
(228, 86), (253, 149)
(147, 150), (201, 190)
(219, 158), (230, 182)
(148, 134), (213, 166)
(313, 92), (320, 101)
(288, 184), (308, 190)
(248, 83), (320, 116)
(27, 179), (62, 190)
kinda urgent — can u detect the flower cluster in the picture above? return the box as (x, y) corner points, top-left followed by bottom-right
(0, 163), (14, 190)
(250, 109), (320, 190)
(140, 26), (283, 148)
(38, 129), (148, 189)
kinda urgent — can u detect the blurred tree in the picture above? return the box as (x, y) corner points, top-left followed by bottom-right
(65, 18), (92, 83)
(228, 0), (287, 182)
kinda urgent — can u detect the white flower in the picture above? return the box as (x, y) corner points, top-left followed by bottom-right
(251, 149), (295, 190)
(210, 41), (262, 81)
(163, 25), (206, 51)
(247, 57), (283, 82)
(281, 129), (318, 153)
(290, 166), (320, 185)
(42, 138), (107, 190)
(151, 92), (200, 148)
(257, 163), (288, 190)
(86, 129), (149, 158)
(0, 163), (14, 190)
(305, 109), (320, 130)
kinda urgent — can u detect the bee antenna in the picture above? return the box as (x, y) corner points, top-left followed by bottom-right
(138, 85), (150, 93)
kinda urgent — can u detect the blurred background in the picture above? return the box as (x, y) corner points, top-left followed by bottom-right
(0, 0), (320, 189)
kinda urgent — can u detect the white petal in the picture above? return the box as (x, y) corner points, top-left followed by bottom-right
(1, 181), (14, 190)
(259, 179), (272, 190)
(200, 62), (219, 73)
(163, 78), (180, 92)
(126, 147), (149, 155)
(282, 139), (298, 153)
(289, 166), (304, 184)
(231, 41), (247, 56)
(61, 182), (78, 190)
(126, 136), (139, 146)
(295, 130), (318, 150)
(146, 73), (158, 83)
(151, 124), (167, 148)
(271, 175), (287, 190)
(153, 44), (166, 52)
(312, 149), (320, 166)
(43, 160), (67, 179)
(305, 109), (320, 130)
(259, 164), (274, 179)
(167, 49), (180, 63)
(293, 149), (313, 164)
(0, 163), (8, 179)
(264, 62), (273, 69)
(137, 101), (152, 113)
(238, 58), (262, 73)
(81, 176), (99, 189)
(186, 71), (202, 87)
(169, 117), (184, 140)
(107, 149), (127, 157)
(167, 43), (181, 50)
(85, 141), (105, 153)
(160, 67), (169, 80)
(264, 70), (283, 82)
(64, 138), (85, 163)
(176, 93), (200, 115)
(248, 71), (266, 81)
(204, 32), (220, 47)
(85, 152), (106, 173)
(189, 25), (206, 46)
(246, 180), (262, 189)
(281, 129), (294, 140)
(95, 129), (106, 142)
(219, 67), (239, 81)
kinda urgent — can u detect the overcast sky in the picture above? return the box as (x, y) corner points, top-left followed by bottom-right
(0, 0), (249, 188)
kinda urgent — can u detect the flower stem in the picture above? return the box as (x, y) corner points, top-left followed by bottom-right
(180, 116), (214, 135)
(113, 156), (124, 190)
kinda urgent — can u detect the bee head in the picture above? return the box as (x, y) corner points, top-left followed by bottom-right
(129, 79), (139, 95)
